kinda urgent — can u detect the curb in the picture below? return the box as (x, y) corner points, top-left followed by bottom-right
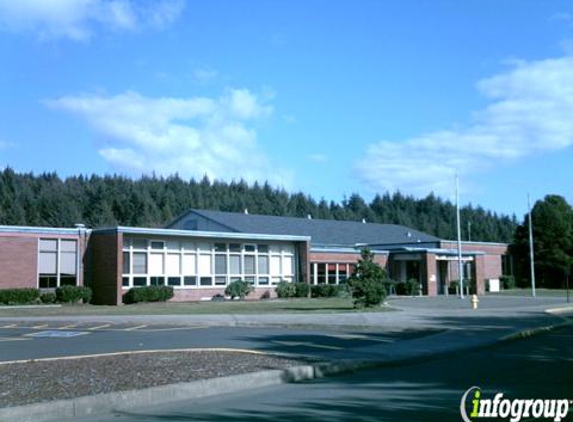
(1, 319), (571, 422)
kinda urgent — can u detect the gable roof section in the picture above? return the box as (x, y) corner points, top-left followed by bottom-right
(169, 209), (440, 247)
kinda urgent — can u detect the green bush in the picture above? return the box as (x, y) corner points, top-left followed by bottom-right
(40, 292), (57, 304)
(395, 279), (421, 296)
(123, 285), (174, 304)
(275, 281), (296, 298)
(0, 288), (40, 305)
(225, 280), (253, 300)
(56, 286), (92, 304)
(311, 284), (344, 298)
(294, 282), (310, 298)
(500, 275), (516, 290)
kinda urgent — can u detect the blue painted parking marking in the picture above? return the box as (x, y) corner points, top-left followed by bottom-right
(26, 331), (89, 338)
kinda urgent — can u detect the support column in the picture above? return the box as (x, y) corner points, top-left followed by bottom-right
(425, 253), (438, 297)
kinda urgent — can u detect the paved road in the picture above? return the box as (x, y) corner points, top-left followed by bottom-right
(77, 324), (573, 422)
(0, 323), (443, 362)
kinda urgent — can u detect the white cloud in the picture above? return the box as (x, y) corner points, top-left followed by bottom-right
(356, 55), (573, 196)
(0, 0), (184, 41)
(45, 89), (291, 186)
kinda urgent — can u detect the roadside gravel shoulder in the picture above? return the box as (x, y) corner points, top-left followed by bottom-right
(0, 350), (305, 408)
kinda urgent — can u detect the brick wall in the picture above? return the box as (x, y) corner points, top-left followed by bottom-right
(425, 253), (438, 296)
(89, 232), (122, 305)
(0, 236), (37, 288)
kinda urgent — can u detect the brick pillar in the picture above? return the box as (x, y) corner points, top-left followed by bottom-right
(90, 231), (123, 305)
(297, 240), (311, 284)
(473, 255), (486, 295)
(425, 253), (438, 296)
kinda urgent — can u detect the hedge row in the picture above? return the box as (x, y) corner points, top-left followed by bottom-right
(123, 285), (174, 304)
(275, 281), (310, 298)
(0, 286), (92, 305)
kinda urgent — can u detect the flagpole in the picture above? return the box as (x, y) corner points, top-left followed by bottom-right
(456, 174), (464, 299)
(527, 194), (536, 298)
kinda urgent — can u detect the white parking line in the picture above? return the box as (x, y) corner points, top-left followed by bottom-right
(124, 324), (148, 331)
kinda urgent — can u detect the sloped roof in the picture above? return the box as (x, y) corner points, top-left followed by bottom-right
(172, 209), (440, 247)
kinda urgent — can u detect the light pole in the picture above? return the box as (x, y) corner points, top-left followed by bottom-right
(456, 175), (464, 299)
(527, 194), (536, 298)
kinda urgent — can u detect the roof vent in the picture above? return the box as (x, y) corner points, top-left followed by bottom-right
(307, 214), (312, 220)
(244, 208), (249, 215)
(362, 218), (366, 224)
(407, 231), (412, 238)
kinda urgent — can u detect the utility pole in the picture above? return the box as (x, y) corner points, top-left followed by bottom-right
(456, 175), (464, 299)
(528, 194), (536, 298)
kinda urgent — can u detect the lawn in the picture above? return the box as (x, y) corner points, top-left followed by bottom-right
(0, 297), (392, 317)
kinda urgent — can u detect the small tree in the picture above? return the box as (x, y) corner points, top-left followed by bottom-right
(225, 280), (254, 300)
(348, 248), (387, 308)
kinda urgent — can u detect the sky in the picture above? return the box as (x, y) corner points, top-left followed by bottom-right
(1, 0), (572, 218)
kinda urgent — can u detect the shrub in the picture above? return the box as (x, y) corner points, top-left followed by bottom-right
(347, 248), (387, 308)
(311, 284), (343, 298)
(40, 292), (57, 304)
(0, 288), (40, 305)
(123, 286), (173, 304)
(395, 279), (421, 296)
(294, 282), (310, 298)
(500, 275), (516, 290)
(56, 286), (92, 304)
(225, 280), (253, 300)
(275, 281), (296, 298)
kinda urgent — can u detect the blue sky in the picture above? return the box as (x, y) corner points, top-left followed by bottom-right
(1, 0), (572, 217)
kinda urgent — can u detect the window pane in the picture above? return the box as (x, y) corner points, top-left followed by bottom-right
(284, 256), (294, 275)
(258, 276), (269, 285)
(215, 276), (226, 285)
(244, 256), (255, 274)
(182, 254), (196, 275)
(122, 277), (130, 287)
(123, 252), (130, 274)
(39, 251), (57, 274)
(198, 255), (212, 275)
(132, 239), (147, 249)
(149, 253), (164, 274)
(39, 239), (57, 251)
(133, 277), (147, 286)
(257, 244), (269, 253)
(215, 255), (227, 274)
(60, 240), (77, 252)
(245, 244), (256, 252)
(200, 277), (212, 286)
(60, 276), (76, 286)
(133, 253), (147, 274)
(184, 276), (197, 286)
(214, 243), (227, 252)
(60, 252), (76, 275)
(150, 277), (165, 286)
(198, 243), (211, 252)
(39, 276), (57, 288)
(168, 277), (181, 286)
(258, 256), (269, 274)
(282, 244), (295, 255)
(229, 243), (241, 252)
(150, 241), (164, 250)
(182, 242), (196, 251)
(166, 241), (180, 251)
(166, 254), (181, 274)
(230, 255), (241, 274)
(270, 256), (281, 275)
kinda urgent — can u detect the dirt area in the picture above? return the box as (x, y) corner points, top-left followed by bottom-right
(0, 350), (304, 408)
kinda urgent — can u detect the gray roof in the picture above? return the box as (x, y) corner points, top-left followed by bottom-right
(171, 209), (440, 247)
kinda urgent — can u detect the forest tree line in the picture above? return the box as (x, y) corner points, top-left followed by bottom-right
(0, 168), (517, 243)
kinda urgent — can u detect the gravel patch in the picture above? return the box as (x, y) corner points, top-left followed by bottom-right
(0, 351), (304, 408)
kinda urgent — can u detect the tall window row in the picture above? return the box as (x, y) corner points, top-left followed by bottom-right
(122, 238), (296, 288)
(311, 262), (355, 285)
(38, 238), (78, 288)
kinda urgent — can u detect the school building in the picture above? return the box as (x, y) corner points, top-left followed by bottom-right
(0, 209), (510, 305)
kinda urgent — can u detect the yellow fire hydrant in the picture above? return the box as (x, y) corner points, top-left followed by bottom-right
(471, 294), (479, 310)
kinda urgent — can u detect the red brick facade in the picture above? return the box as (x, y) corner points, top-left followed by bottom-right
(0, 235), (38, 288)
(89, 232), (123, 305)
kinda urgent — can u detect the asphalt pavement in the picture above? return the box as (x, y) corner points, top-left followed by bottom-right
(74, 324), (573, 422)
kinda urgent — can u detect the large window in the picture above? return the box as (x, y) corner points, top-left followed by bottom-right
(311, 262), (353, 285)
(122, 238), (297, 289)
(38, 239), (78, 288)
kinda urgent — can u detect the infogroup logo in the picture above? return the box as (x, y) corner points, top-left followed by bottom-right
(460, 386), (571, 422)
